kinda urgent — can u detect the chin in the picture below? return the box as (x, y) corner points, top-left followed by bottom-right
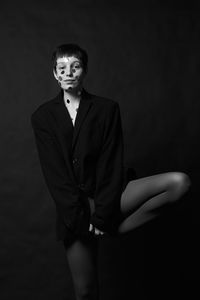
(62, 86), (76, 92)
(63, 84), (81, 92)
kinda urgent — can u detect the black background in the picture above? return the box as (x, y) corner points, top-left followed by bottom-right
(0, 1), (199, 299)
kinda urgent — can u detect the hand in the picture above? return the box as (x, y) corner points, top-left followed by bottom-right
(89, 223), (105, 236)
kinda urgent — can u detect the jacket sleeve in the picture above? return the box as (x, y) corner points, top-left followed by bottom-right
(90, 102), (124, 232)
(31, 111), (83, 232)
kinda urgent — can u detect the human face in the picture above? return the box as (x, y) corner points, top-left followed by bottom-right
(53, 56), (85, 91)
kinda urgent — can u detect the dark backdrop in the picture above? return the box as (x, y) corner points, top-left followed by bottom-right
(0, 1), (199, 299)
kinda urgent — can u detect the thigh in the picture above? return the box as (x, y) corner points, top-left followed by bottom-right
(120, 172), (179, 216)
(64, 235), (99, 292)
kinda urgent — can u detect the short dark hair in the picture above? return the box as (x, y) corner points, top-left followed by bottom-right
(52, 43), (88, 73)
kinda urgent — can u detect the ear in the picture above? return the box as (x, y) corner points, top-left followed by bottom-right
(53, 69), (58, 80)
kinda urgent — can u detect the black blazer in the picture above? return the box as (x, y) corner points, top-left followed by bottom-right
(31, 88), (127, 241)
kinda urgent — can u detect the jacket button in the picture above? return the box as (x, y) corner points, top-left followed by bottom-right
(73, 158), (78, 164)
(78, 183), (85, 189)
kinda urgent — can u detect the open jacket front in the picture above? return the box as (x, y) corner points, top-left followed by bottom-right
(31, 88), (125, 241)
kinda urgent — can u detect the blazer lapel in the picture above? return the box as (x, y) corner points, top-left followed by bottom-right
(72, 89), (93, 151)
(54, 91), (74, 154)
(53, 88), (93, 153)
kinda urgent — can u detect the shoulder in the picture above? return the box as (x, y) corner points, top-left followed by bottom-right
(89, 92), (120, 112)
(31, 95), (58, 124)
(89, 92), (118, 106)
(88, 92), (122, 129)
(32, 99), (54, 116)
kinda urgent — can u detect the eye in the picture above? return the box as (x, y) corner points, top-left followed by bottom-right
(74, 63), (81, 69)
(57, 66), (65, 70)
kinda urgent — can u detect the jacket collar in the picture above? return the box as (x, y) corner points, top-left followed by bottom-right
(53, 88), (93, 152)
(54, 88), (93, 104)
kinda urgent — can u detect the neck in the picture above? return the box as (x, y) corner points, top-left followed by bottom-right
(63, 87), (83, 103)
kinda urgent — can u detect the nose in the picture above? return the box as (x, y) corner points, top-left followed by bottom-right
(65, 66), (73, 77)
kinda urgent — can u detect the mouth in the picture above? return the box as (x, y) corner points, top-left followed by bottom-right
(64, 80), (75, 83)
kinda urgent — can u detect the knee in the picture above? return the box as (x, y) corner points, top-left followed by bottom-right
(170, 172), (191, 199)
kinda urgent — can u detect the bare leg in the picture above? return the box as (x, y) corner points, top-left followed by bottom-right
(64, 235), (99, 300)
(118, 172), (190, 233)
